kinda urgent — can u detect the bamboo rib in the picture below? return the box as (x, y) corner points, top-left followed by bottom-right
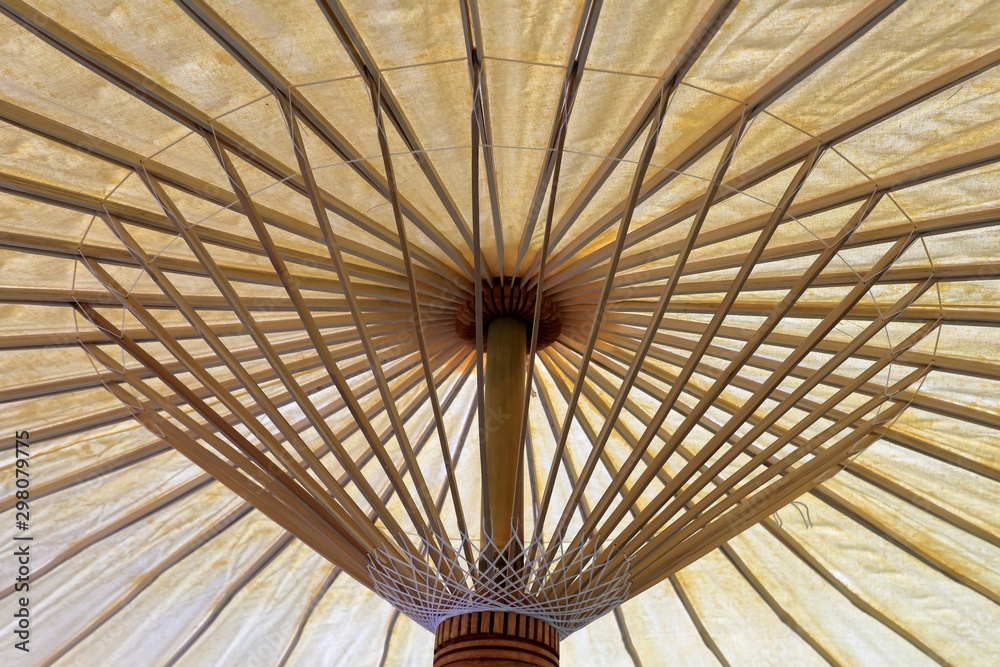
(616, 396), (995, 596)
(552, 197), (1000, 294)
(583, 333), (929, 510)
(631, 404), (905, 591)
(509, 0), (602, 279)
(540, 344), (935, 600)
(274, 567), (344, 667)
(17, 282), (984, 516)
(0, 342), (442, 597)
(0, 475), (214, 604)
(546, 141), (1000, 292)
(593, 324), (1000, 484)
(366, 73), (470, 555)
(277, 105), (448, 555)
(0, 316), (417, 406)
(568, 297), (995, 326)
(34, 503), (259, 667)
(0, 105), (460, 297)
(724, 543), (843, 664)
(546, 113), (750, 552)
(134, 412), (370, 580)
(761, 519), (950, 666)
(0, 147), (984, 314)
(597, 327), (1000, 436)
(526, 0), (740, 270)
(0, 283), (395, 314)
(0, 226), (443, 305)
(569, 260), (1000, 304)
(587, 256), (932, 564)
(622, 367), (951, 659)
(605, 310), (1000, 386)
(669, 574), (733, 667)
(460, 0), (505, 277)
(470, 79), (492, 541)
(528, 0), (904, 279)
(0, 0), (473, 287)
(175, 0), (482, 282)
(75, 300), (379, 556)
(624, 399), (912, 592)
(558, 140), (821, 553)
(160, 534), (301, 667)
(538, 17), (995, 289)
(0, 2), (996, 657)
(85, 345), (366, 563)
(528, 347), (954, 665)
(808, 485), (1000, 606)
(0, 269), (988, 418)
(612, 606), (643, 667)
(513, 32), (589, 546)
(91, 213), (397, 551)
(626, 343), (937, 584)
(41, 353), (477, 667)
(534, 76), (681, 555)
(9, 340), (448, 515)
(133, 178), (418, 547)
(4, 344), (473, 606)
(608, 313), (1000, 396)
(844, 465), (999, 549)
(312, 0), (481, 277)
(562, 196), (898, 555)
(533, 350), (840, 664)
(75, 264), (395, 561)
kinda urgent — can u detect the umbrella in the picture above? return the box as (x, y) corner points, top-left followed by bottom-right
(0, 0), (997, 665)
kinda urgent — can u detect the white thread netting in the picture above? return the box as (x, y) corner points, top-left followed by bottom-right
(368, 529), (631, 639)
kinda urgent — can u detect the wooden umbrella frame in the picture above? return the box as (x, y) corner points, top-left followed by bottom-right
(0, 1), (998, 664)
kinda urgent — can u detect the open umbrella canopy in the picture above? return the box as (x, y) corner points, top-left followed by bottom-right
(0, 0), (998, 665)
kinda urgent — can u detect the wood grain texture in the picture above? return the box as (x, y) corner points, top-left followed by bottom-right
(484, 317), (528, 549)
(434, 611), (559, 667)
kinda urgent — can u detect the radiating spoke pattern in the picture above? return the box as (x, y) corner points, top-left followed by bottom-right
(0, 0), (998, 664)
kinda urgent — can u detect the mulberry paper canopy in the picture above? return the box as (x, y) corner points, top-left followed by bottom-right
(0, 0), (998, 665)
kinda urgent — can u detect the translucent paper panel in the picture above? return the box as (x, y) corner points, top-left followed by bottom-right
(0, 2), (997, 665)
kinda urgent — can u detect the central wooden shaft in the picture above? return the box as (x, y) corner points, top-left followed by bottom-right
(484, 316), (527, 549)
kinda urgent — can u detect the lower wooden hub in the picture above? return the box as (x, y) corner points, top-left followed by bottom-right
(434, 611), (559, 667)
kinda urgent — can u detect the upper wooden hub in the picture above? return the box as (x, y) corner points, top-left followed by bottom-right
(455, 279), (562, 351)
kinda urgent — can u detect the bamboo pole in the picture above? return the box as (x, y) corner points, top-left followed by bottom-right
(483, 317), (528, 550)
